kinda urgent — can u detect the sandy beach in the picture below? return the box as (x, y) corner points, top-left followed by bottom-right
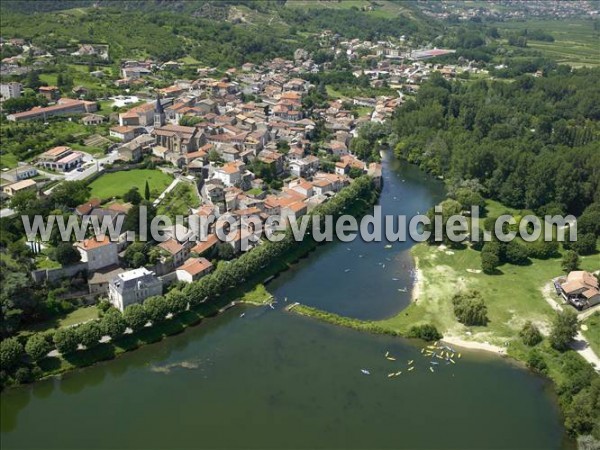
(441, 335), (507, 355)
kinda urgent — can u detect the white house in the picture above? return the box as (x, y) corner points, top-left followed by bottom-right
(212, 162), (242, 187)
(175, 257), (214, 283)
(74, 236), (119, 272)
(108, 268), (163, 312)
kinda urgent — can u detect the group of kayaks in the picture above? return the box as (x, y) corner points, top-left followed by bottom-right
(360, 342), (462, 377)
(421, 341), (461, 371)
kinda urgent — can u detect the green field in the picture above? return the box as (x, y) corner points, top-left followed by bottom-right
(88, 169), (172, 201)
(494, 19), (600, 67)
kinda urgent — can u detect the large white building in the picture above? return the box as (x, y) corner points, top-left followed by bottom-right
(0, 82), (22, 100)
(108, 268), (163, 312)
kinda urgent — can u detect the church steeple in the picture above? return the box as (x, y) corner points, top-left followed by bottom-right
(154, 93), (165, 127)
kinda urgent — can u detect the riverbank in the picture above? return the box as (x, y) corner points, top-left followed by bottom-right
(3, 177), (381, 388)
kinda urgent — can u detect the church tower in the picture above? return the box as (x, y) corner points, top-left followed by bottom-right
(154, 93), (166, 127)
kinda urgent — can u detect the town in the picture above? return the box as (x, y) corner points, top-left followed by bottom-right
(0, 31), (476, 312)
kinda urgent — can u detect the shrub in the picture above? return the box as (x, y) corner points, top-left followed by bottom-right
(561, 250), (580, 273)
(519, 321), (542, 346)
(504, 240), (530, 265)
(526, 349), (548, 374)
(452, 290), (489, 326)
(407, 324), (442, 341)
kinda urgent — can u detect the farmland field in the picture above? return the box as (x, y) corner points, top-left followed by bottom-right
(493, 19), (600, 67)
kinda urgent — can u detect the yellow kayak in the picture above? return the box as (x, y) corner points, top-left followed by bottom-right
(388, 372), (395, 378)
(385, 351), (390, 357)
(395, 371), (402, 376)
(450, 358), (455, 364)
(408, 366), (415, 372)
(386, 357), (396, 361)
(429, 367), (435, 373)
(458, 353), (462, 359)
(408, 360), (414, 365)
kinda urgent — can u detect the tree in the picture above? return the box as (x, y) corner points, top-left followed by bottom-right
(144, 180), (151, 201)
(481, 243), (500, 274)
(50, 181), (90, 208)
(143, 296), (169, 323)
(549, 309), (578, 351)
(53, 243), (81, 266)
(100, 310), (126, 337)
(53, 328), (79, 354)
(519, 321), (542, 346)
(564, 233), (597, 256)
(216, 243), (235, 261)
(123, 187), (142, 205)
(452, 290), (488, 326)
(406, 324), (442, 341)
(123, 304), (148, 331)
(25, 333), (52, 361)
(0, 337), (24, 370)
(76, 322), (102, 348)
(504, 240), (530, 265)
(561, 250), (580, 273)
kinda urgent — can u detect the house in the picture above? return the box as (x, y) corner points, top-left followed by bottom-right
(110, 125), (139, 142)
(1, 165), (37, 183)
(158, 238), (188, 268)
(118, 101), (156, 127)
(2, 179), (36, 197)
(191, 233), (219, 257)
(556, 271), (600, 310)
(75, 198), (102, 215)
(117, 134), (155, 162)
(38, 85), (60, 101)
(38, 146), (83, 172)
(81, 113), (105, 125)
(74, 236), (119, 272)
(88, 265), (124, 297)
(175, 257), (214, 283)
(212, 162), (243, 187)
(108, 268), (163, 312)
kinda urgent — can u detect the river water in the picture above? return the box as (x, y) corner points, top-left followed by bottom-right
(0, 153), (569, 449)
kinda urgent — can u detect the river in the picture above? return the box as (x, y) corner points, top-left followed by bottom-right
(0, 153), (569, 449)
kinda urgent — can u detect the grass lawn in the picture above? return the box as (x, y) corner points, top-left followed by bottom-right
(379, 243), (599, 344)
(0, 152), (19, 169)
(22, 306), (99, 334)
(88, 169), (172, 201)
(582, 312), (600, 357)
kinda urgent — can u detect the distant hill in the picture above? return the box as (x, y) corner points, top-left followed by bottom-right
(0, 0), (439, 64)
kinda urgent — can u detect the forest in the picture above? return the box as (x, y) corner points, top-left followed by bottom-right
(392, 69), (600, 217)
